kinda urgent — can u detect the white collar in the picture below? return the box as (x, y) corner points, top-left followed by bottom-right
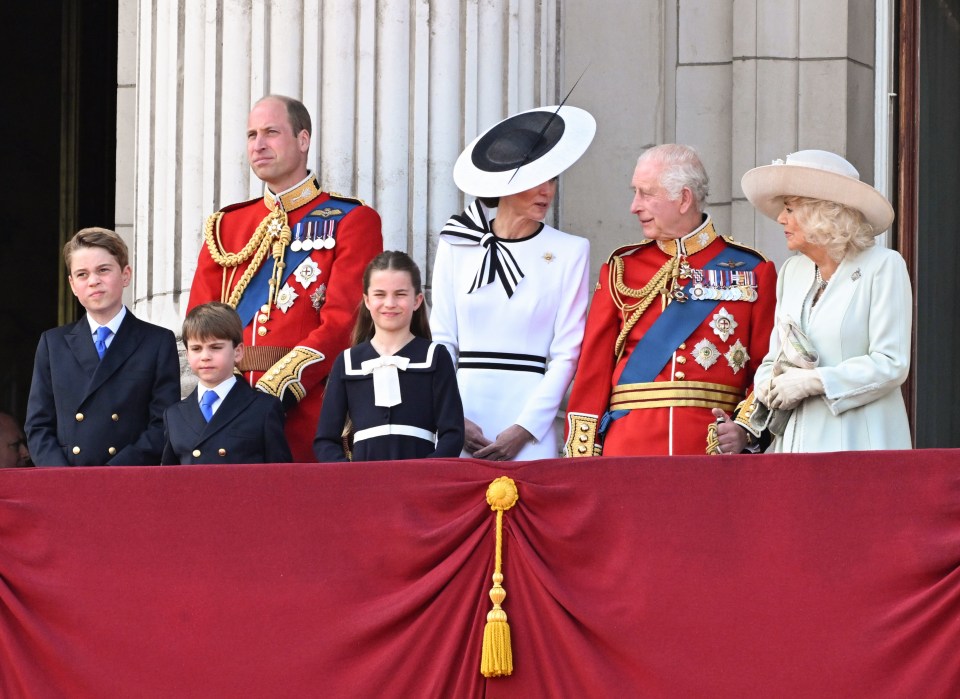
(197, 376), (238, 404)
(86, 306), (127, 336)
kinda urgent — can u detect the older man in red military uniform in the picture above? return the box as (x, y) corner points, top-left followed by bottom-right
(565, 144), (775, 457)
(189, 95), (382, 461)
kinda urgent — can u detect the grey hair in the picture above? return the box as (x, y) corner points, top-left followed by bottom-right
(637, 144), (709, 210)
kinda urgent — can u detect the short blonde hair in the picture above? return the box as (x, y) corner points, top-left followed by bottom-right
(786, 196), (875, 262)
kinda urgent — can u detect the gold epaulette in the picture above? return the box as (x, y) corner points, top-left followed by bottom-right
(328, 192), (366, 207)
(721, 236), (770, 263)
(604, 239), (654, 265)
(218, 196), (263, 214)
(255, 346), (325, 404)
(564, 413), (602, 457)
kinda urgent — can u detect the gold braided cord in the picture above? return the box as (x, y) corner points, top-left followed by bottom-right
(610, 255), (680, 359)
(225, 235), (273, 309)
(204, 211), (269, 267)
(204, 207), (292, 311)
(611, 255), (677, 302)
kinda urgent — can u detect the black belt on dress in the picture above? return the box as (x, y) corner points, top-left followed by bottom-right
(458, 351), (547, 374)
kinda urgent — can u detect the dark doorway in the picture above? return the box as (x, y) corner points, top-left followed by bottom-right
(0, 1), (117, 424)
(900, 0), (960, 447)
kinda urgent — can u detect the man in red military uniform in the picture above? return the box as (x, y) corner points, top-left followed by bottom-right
(189, 95), (382, 461)
(565, 144), (776, 456)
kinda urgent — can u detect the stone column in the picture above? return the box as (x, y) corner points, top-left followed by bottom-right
(730, 0), (877, 261)
(561, 0), (879, 274)
(121, 0), (560, 332)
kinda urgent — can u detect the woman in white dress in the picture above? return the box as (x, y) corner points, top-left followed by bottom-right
(430, 106), (595, 460)
(741, 150), (912, 452)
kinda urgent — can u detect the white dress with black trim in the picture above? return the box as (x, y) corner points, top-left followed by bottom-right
(313, 337), (464, 462)
(430, 214), (590, 460)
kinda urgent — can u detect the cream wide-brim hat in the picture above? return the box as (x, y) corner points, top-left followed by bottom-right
(741, 150), (894, 235)
(453, 105), (596, 198)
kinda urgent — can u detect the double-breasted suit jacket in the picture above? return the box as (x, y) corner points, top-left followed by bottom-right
(25, 311), (180, 466)
(162, 380), (292, 464)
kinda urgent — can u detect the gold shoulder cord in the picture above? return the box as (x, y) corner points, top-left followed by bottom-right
(609, 255), (680, 359)
(203, 207), (291, 315)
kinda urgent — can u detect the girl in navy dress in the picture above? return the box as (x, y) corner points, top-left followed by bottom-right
(313, 251), (465, 461)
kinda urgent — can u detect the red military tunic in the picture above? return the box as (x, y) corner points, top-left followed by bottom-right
(188, 174), (382, 461)
(565, 217), (776, 456)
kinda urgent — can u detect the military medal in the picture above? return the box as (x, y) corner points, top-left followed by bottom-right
(724, 340), (749, 374)
(322, 220), (337, 249)
(311, 283), (327, 311)
(302, 221), (316, 250)
(710, 307), (738, 342)
(692, 338), (721, 370)
(294, 258), (321, 289)
(275, 283), (298, 313)
(291, 224), (304, 252)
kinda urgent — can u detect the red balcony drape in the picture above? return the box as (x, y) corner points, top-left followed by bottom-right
(2, 451), (958, 697)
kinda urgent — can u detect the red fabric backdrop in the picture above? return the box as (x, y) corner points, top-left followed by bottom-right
(2, 451), (959, 698)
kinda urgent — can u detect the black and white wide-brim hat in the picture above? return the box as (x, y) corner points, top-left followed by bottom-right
(453, 105), (597, 198)
(741, 150), (895, 234)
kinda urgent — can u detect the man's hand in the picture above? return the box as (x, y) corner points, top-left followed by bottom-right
(711, 409), (749, 454)
(473, 424), (534, 461)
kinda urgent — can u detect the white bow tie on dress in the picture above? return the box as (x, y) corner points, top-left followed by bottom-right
(360, 355), (411, 407)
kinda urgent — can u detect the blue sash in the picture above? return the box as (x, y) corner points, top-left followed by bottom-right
(235, 199), (359, 327)
(599, 245), (761, 433)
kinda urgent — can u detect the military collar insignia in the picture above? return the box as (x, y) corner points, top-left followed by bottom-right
(264, 172), (323, 212)
(656, 217), (718, 257)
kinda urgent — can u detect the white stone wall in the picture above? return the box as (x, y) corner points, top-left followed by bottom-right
(562, 0), (880, 283)
(118, 0), (882, 328)
(120, 0), (559, 331)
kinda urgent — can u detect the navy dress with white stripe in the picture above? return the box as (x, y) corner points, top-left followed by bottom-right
(313, 337), (464, 462)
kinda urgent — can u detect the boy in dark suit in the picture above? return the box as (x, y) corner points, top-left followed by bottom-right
(26, 228), (181, 466)
(162, 303), (292, 464)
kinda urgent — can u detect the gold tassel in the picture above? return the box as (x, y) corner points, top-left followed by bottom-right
(481, 476), (519, 678)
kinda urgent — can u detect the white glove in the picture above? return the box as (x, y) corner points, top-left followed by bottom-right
(755, 379), (773, 404)
(768, 368), (824, 410)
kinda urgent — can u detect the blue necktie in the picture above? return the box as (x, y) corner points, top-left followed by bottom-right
(95, 326), (112, 360)
(200, 391), (218, 423)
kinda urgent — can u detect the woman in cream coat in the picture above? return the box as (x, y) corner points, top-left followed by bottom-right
(741, 150), (912, 452)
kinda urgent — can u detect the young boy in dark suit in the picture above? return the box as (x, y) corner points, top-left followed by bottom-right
(162, 302), (292, 464)
(26, 228), (181, 466)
